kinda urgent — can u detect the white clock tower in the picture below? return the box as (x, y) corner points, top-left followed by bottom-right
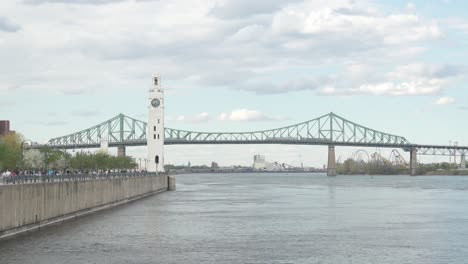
(147, 73), (165, 172)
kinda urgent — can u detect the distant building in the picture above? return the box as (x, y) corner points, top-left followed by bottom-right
(0, 120), (11, 137)
(253, 154), (266, 170)
(99, 139), (109, 154)
(211, 162), (219, 168)
(253, 154), (284, 171)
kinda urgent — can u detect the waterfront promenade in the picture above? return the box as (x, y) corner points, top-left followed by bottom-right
(0, 173), (172, 240)
(0, 171), (158, 185)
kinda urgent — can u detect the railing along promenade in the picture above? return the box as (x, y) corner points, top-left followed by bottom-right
(1, 171), (159, 185)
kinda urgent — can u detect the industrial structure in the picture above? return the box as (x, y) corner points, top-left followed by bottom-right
(253, 154), (284, 171)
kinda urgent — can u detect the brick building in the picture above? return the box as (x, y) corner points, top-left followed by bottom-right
(0, 120), (11, 137)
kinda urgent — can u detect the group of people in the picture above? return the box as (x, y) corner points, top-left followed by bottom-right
(1, 169), (54, 183)
(1, 169), (145, 178)
(1, 169), (158, 184)
(2, 169), (61, 177)
(1, 169), (15, 183)
(1, 169), (17, 178)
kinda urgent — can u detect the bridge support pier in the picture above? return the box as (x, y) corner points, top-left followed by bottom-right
(117, 146), (126, 157)
(327, 145), (337, 176)
(461, 154), (466, 170)
(410, 148), (418, 176)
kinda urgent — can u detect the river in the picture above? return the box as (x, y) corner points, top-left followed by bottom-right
(1, 173), (468, 263)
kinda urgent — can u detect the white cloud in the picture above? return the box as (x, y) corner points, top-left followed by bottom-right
(435, 96), (455, 105)
(226, 24), (267, 43)
(271, 3), (441, 45)
(0, 0), (464, 149)
(173, 112), (210, 123)
(0, 0), (453, 97)
(319, 86), (337, 95)
(218, 109), (287, 122)
(350, 79), (444, 96)
(387, 63), (464, 80)
(24, 0), (126, 4)
(0, 16), (20, 32)
(445, 17), (468, 33)
(346, 64), (371, 80)
(209, 0), (295, 19)
(170, 109), (288, 123)
(406, 2), (416, 11)
(322, 63), (465, 96)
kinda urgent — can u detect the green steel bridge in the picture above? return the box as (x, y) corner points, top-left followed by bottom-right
(44, 112), (467, 154)
(43, 112), (467, 175)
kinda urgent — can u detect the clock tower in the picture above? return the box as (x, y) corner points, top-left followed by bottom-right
(147, 73), (164, 172)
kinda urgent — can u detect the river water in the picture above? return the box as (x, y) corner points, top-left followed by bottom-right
(1, 173), (468, 264)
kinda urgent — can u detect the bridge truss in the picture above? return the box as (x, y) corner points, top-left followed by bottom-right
(46, 114), (147, 149)
(47, 112), (410, 148)
(164, 113), (411, 147)
(45, 112), (468, 156)
(414, 145), (468, 156)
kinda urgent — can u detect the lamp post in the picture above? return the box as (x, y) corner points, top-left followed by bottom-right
(449, 141), (452, 164)
(79, 149), (83, 173)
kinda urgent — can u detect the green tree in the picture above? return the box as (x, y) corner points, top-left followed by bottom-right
(0, 143), (5, 169)
(0, 133), (23, 171)
(95, 152), (110, 171)
(39, 146), (64, 170)
(68, 151), (137, 171)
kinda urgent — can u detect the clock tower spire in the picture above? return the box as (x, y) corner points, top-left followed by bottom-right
(147, 73), (164, 172)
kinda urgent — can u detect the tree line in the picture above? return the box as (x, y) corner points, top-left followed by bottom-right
(1, 133), (137, 172)
(337, 158), (467, 175)
(337, 158), (406, 175)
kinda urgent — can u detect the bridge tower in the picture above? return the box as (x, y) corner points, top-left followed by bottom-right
(327, 145), (337, 176)
(461, 154), (466, 170)
(147, 74), (165, 172)
(410, 148), (418, 176)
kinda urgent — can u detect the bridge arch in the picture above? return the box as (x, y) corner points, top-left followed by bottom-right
(46, 112), (411, 149)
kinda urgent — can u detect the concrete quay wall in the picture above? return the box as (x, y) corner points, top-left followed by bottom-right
(0, 175), (168, 240)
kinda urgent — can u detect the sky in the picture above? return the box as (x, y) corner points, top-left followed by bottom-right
(1, 0), (468, 167)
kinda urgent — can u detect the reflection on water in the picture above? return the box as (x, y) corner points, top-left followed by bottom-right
(1, 173), (468, 264)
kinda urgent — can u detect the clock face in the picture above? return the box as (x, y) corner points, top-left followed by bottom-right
(151, 98), (160, 108)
